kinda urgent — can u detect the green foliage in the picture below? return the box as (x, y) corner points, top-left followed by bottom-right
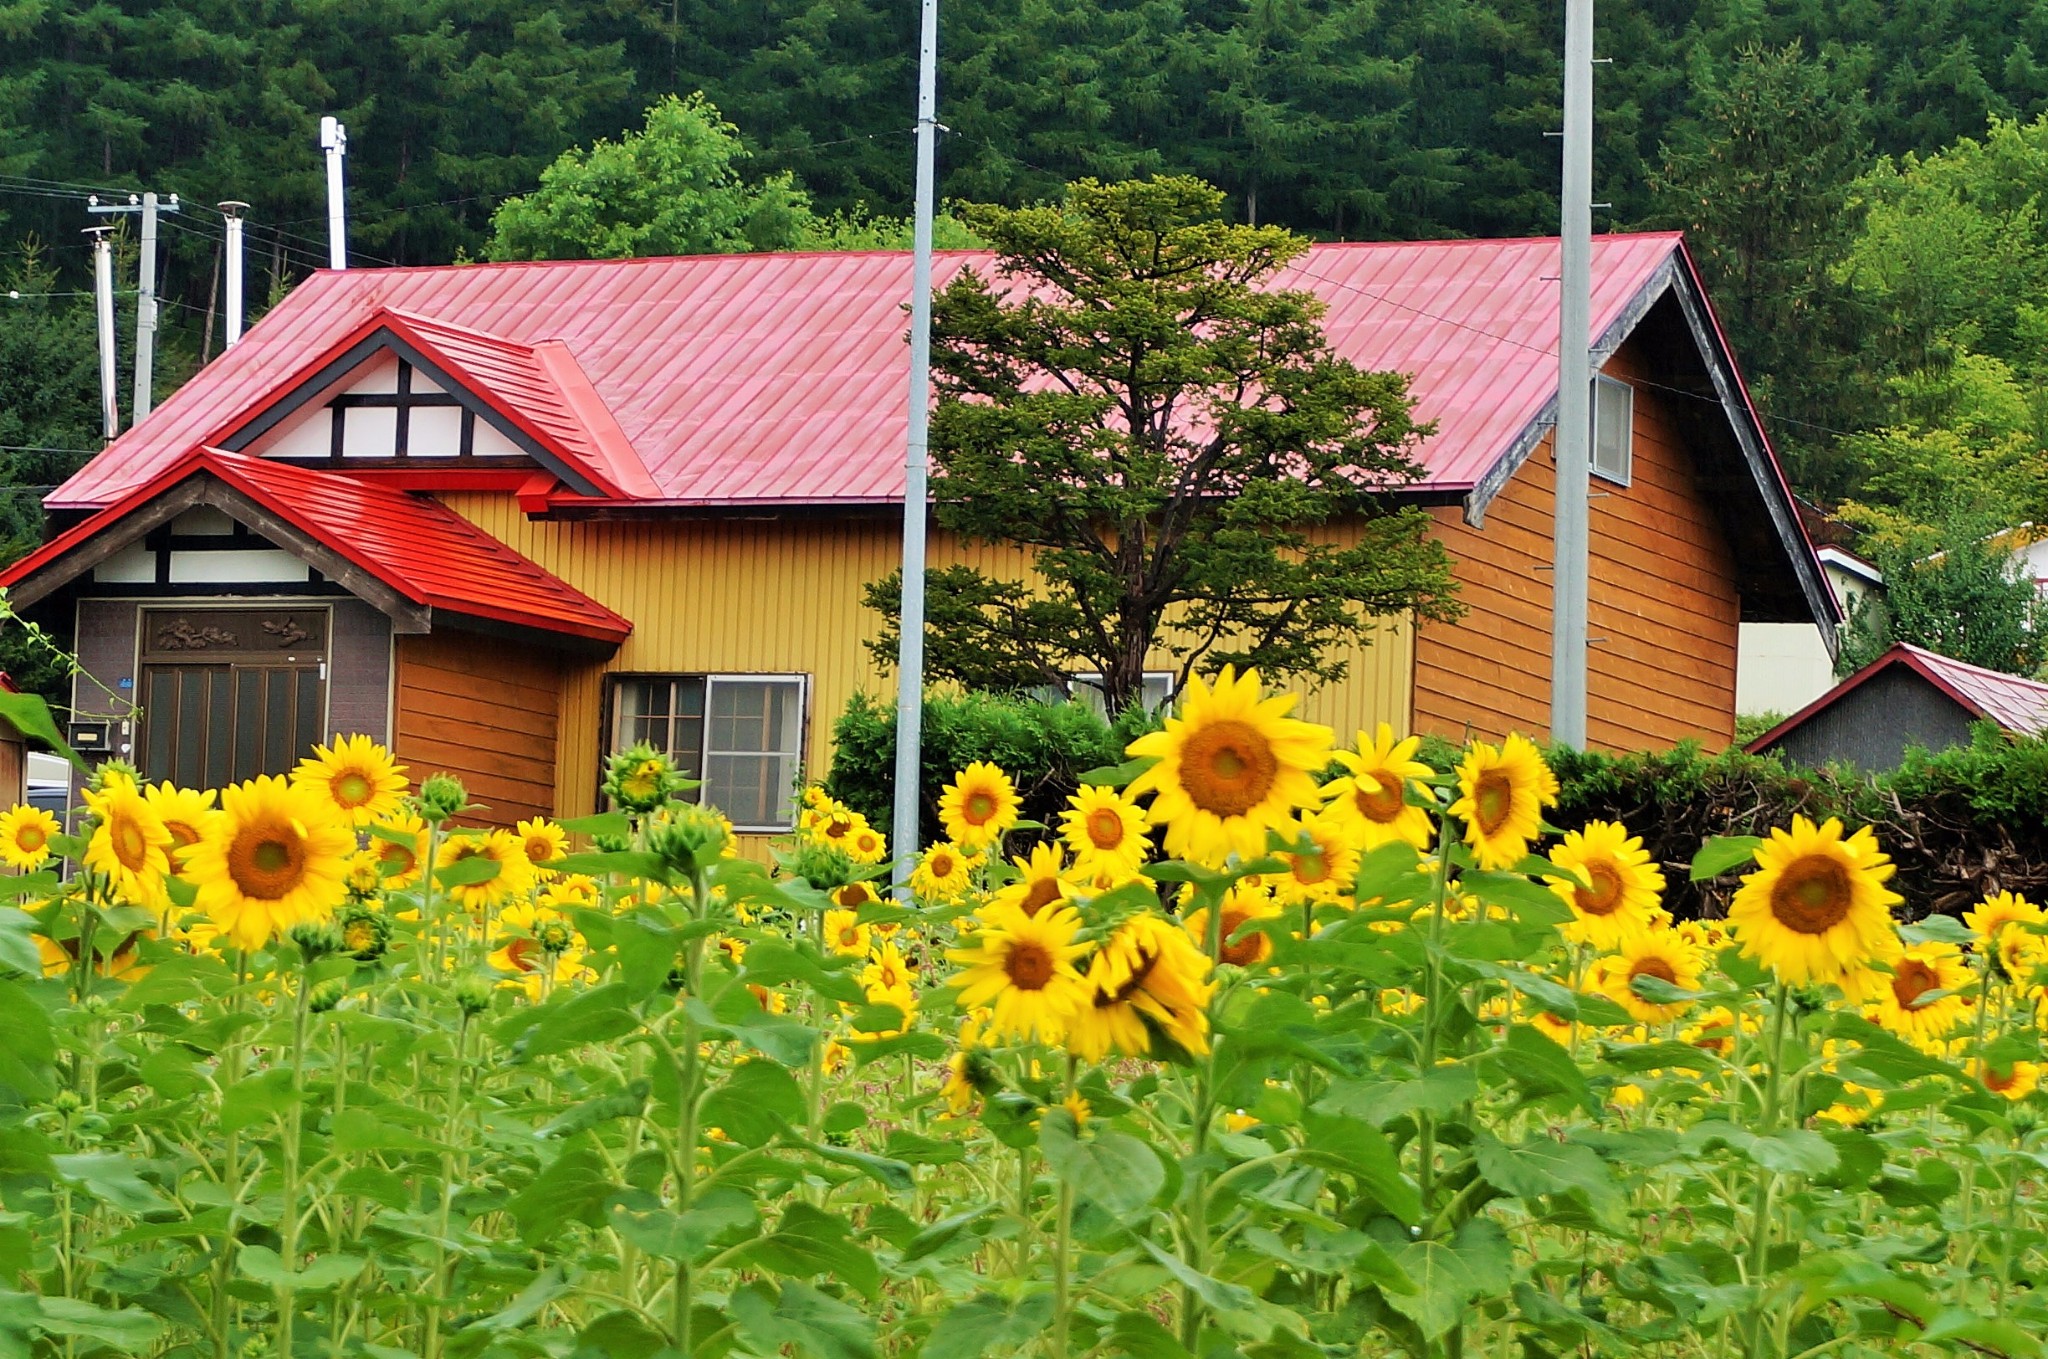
(1834, 511), (2048, 677)
(866, 176), (1458, 712)
(824, 689), (1155, 845)
(1548, 724), (2048, 917)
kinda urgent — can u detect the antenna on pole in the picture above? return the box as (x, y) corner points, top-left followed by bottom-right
(219, 201), (249, 347)
(1550, 0), (1594, 749)
(84, 224), (119, 441)
(890, 0), (941, 889)
(319, 117), (349, 269)
(88, 191), (180, 422)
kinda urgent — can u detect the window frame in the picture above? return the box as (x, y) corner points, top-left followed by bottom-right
(1067, 670), (1177, 715)
(600, 671), (810, 833)
(1590, 373), (1634, 487)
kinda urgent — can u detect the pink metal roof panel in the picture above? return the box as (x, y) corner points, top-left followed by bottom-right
(52, 235), (1684, 510)
(1898, 644), (2048, 735)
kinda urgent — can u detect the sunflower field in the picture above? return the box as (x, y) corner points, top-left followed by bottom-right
(1, 667), (2045, 1359)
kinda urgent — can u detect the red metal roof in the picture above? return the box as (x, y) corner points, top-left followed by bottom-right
(51, 234), (1688, 511)
(8, 450), (631, 644)
(1747, 643), (2048, 752)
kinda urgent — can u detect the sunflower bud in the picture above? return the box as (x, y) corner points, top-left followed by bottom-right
(51, 1088), (83, 1116)
(308, 977), (350, 1013)
(648, 805), (731, 880)
(2013, 1103), (2042, 1137)
(337, 904), (390, 963)
(452, 974), (492, 1017)
(289, 921), (344, 961)
(88, 759), (141, 795)
(534, 918), (575, 957)
(419, 774), (469, 825)
(605, 743), (684, 813)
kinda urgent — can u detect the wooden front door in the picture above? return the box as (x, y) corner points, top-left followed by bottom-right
(138, 607), (329, 788)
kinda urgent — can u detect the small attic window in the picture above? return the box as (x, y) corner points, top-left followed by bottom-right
(1590, 374), (1633, 485)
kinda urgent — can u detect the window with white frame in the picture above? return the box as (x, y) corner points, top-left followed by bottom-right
(607, 674), (807, 830)
(1590, 374), (1633, 484)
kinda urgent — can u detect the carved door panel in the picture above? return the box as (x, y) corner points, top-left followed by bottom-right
(137, 608), (329, 787)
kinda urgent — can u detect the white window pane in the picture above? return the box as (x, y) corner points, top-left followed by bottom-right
(704, 753), (792, 827)
(1590, 376), (1632, 483)
(703, 678), (805, 828)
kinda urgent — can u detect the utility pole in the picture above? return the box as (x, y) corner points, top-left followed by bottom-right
(220, 201), (249, 346)
(88, 191), (180, 422)
(890, 0), (941, 888)
(1550, 0), (1594, 749)
(319, 117), (349, 269)
(86, 226), (118, 441)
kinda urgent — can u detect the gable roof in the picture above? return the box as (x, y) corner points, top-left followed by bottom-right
(43, 232), (1830, 631)
(6, 449), (631, 648)
(1747, 643), (2048, 753)
(53, 233), (1690, 510)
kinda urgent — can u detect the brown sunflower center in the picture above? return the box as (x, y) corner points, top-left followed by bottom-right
(834, 885), (868, 907)
(1098, 946), (1161, 1007)
(1018, 877), (1063, 918)
(379, 840), (417, 875)
(332, 771), (374, 808)
(1891, 958), (1940, 1011)
(110, 814), (151, 872)
(525, 836), (554, 863)
(228, 819), (308, 900)
(963, 791), (998, 825)
(1470, 771), (1514, 836)
(1179, 720), (1279, 818)
(1086, 808), (1126, 849)
(504, 937), (537, 972)
(1574, 860), (1625, 916)
(825, 817), (853, 839)
(1003, 940), (1055, 990)
(163, 819), (200, 851)
(1630, 956), (1678, 988)
(1768, 854), (1853, 935)
(1985, 1065), (2020, 1092)
(931, 852), (957, 878)
(1217, 908), (1266, 967)
(15, 822), (48, 853)
(1353, 775), (1406, 823)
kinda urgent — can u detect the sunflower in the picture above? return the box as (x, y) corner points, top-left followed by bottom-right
(488, 902), (592, 1000)
(82, 781), (173, 910)
(516, 818), (569, 878)
(1866, 940), (1972, 1045)
(846, 823), (889, 866)
(143, 783), (218, 865)
(1322, 722), (1438, 851)
(36, 927), (151, 980)
(1272, 809), (1361, 907)
(824, 908), (873, 956)
(435, 829), (537, 912)
(810, 807), (870, 855)
(343, 850), (384, 898)
(1969, 1057), (2041, 1102)
(1066, 912), (1214, 1062)
(370, 810), (429, 888)
(1596, 929), (1703, 1025)
(0, 804), (59, 871)
(1126, 666), (1334, 866)
(862, 940), (917, 995)
(854, 982), (918, 1037)
(183, 776), (353, 952)
(1448, 733), (1558, 872)
(1726, 816), (1903, 987)
(829, 880), (881, 912)
(1183, 882), (1283, 968)
(911, 842), (976, 903)
(1965, 891), (2047, 986)
(939, 762), (1022, 850)
(947, 900), (1091, 1043)
(544, 874), (601, 912)
(989, 842), (1072, 919)
(1059, 784), (1149, 873)
(294, 734), (408, 827)
(1547, 820), (1664, 949)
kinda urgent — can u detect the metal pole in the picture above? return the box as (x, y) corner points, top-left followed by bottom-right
(133, 192), (158, 419)
(88, 227), (118, 441)
(320, 116), (349, 269)
(220, 201), (248, 347)
(890, 0), (940, 888)
(1550, 0), (1594, 749)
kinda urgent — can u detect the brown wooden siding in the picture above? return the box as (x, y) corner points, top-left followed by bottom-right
(1413, 337), (1740, 751)
(393, 631), (562, 825)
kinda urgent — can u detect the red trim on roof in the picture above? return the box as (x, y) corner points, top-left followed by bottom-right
(1745, 643), (2048, 753)
(2, 449), (631, 646)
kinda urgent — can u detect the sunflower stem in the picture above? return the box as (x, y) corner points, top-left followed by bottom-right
(1052, 1055), (1076, 1359)
(1741, 980), (1792, 1359)
(276, 947), (314, 1359)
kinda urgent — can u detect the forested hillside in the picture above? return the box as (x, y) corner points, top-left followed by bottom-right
(4, 1), (2048, 563)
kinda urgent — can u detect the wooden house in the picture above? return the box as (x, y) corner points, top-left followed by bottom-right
(1747, 643), (2048, 772)
(0, 234), (1834, 838)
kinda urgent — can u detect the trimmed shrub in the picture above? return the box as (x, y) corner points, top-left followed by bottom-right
(826, 690), (1157, 848)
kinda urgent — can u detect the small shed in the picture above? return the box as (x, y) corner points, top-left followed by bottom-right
(1746, 643), (2048, 771)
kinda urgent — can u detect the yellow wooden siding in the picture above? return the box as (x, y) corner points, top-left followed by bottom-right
(436, 494), (1413, 820)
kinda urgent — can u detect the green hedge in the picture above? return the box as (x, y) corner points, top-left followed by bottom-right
(832, 693), (2048, 918)
(825, 690), (1158, 849)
